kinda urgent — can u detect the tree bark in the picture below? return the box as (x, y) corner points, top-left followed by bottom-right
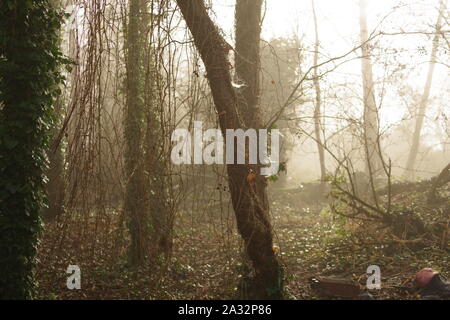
(0, 0), (65, 299)
(125, 0), (173, 265)
(142, 12), (174, 258)
(359, 0), (383, 178)
(311, 0), (327, 184)
(125, 0), (148, 266)
(176, 0), (283, 299)
(235, 0), (263, 129)
(428, 162), (450, 203)
(44, 96), (66, 221)
(43, 0), (66, 222)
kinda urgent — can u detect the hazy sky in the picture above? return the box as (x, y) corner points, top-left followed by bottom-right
(212, 0), (449, 127)
(209, 0), (449, 178)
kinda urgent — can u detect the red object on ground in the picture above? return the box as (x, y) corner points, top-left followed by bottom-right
(415, 268), (439, 288)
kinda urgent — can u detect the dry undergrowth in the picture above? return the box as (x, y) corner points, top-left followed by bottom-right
(35, 182), (449, 300)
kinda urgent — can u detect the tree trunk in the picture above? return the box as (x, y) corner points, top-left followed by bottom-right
(428, 162), (450, 203)
(142, 6), (173, 258)
(311, 0), (327, 184)
(125, 0), (173, 265)
(359, 0), (383, 178)
(43, 0), (66, 222)
(0, 0), (65, 299)
(125, 0), (148, 266)
(44, 96), (66, 222)
(176, 0), (283, 299)
(405, 0), (445, 179)
(235, 0), (263, 129)
(144, 107), (173, 259)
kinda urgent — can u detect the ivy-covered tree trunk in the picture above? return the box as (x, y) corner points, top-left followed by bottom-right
(176, 0), (283, 299)
(43, 96), (66, 222)
(125, 0), (173, 265)
(144, 105), (173, 259)
(0, 0), (66, 299)
(142, 5), (173, 259)
(43, 0), (66, 222)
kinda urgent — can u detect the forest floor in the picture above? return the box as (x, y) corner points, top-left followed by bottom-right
(35, 181), (450, 300)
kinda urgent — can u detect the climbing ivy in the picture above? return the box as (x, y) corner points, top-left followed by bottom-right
(0, 0), (69, 299)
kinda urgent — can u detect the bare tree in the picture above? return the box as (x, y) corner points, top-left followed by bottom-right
(405, 0), (446, 179)
(176, 0), (283, 299)
(359, 0), (383, 178)
(311, 0), (327, 184)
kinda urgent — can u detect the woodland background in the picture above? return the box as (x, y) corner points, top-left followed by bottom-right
(0, 0), (449, 300)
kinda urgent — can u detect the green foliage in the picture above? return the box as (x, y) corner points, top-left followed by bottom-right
(266, 162), (287, 183)
(0, 0), (69, 299)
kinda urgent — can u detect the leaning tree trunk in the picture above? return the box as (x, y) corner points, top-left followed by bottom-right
(405, 0), (445, 179)
(359, 0), (383, 178)
(176, 0), (283, 299)
(428, 162), (450, 203)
